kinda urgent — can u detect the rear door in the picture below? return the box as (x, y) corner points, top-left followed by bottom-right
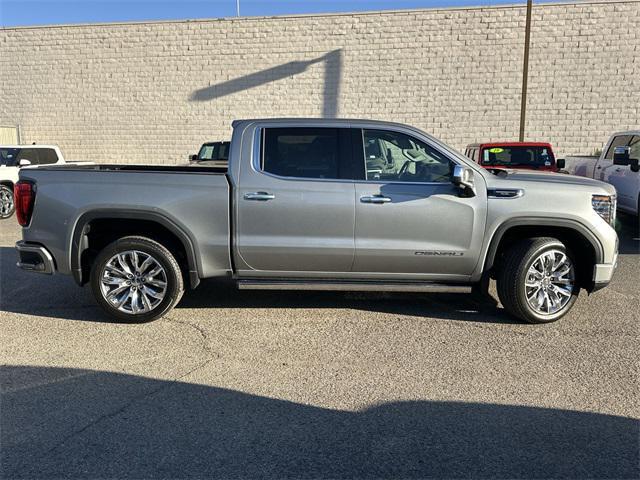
(235, 126), (357, 275)
(353, 128), (487, 279)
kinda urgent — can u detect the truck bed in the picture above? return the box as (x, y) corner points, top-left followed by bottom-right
(18, 164), (231, 279)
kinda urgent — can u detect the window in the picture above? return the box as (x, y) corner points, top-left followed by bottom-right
(481, 146), (555, 168)
(262, 128), (340, 179)
(38, 148), (58, 165)
(15, 148), (39, 165)
(198, 142), (229, 161)
(362, 129), (453, 183)
(605, 135), (633, 160)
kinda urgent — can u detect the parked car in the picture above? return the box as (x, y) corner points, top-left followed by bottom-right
(0, 145), (66, 219)
(189, 141), (230, 166)
(464, 142), (563, 172)
(15, 119), (618, 324)
(563, 131), (640, 220)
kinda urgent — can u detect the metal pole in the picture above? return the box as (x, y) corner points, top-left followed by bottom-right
(236, 0), (240, 17)
(519, 0), (533, 142)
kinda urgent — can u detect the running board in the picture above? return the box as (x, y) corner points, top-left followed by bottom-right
(237, 280), (472, 293)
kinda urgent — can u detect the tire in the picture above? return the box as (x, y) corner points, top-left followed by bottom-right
(0, 185), (15, 219)
(90, 236), (184, 322)
(496, 237), (579, 324)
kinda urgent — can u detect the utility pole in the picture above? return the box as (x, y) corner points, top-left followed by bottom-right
(519, 0), (533, 142)
(236, 0), (240, 17)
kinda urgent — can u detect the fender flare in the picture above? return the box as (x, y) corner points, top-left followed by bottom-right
(70, 209), (201, 288)
(482, 217), (604, 273)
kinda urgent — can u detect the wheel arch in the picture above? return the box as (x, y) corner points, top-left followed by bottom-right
(483, 218), (604, 291)
(70, 210), (201, 289)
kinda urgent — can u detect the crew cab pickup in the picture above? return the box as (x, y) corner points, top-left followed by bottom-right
(465, 142), (562, 173)
(563, 131), (640, 220)
(0, 145), (66, 219)
(15, 119), (619, 324)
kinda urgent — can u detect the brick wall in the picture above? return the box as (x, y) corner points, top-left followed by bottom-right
(0, 1), (638, 163)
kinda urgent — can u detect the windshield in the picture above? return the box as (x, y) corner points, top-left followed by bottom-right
(482, 146), (555, 168)
(0, 148), (20, 166)
(197, 143), (229, 161)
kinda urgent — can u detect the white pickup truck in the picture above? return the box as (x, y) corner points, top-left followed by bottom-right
(0, 145), (66, 219)
(564, 131), (640, 221)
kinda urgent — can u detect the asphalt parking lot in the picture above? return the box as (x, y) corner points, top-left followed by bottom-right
(1, 216), (638, 479)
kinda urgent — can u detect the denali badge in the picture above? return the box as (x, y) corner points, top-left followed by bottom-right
(415, 251), (464, 256)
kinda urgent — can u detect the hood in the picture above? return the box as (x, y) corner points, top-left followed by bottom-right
(487, 169), (616, 194)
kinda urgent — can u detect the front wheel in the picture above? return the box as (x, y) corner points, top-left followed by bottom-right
(497, 237), (579, 324)
(0, 185), (15, 219)
(90, 236), (184, 322)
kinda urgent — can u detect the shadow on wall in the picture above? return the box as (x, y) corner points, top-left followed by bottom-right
(189, 49), (343, 118)
(2, 365), (638, 479)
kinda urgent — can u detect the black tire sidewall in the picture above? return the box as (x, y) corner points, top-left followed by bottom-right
(90, 238), (183, 323)
(516, 241), (579, 324)
(0, 185), (15, 219)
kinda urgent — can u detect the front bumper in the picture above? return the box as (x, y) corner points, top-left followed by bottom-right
(15, 241), (55, 274)
(591, 252), (618, 292)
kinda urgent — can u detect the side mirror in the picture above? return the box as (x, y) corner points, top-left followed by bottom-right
(18, 159), (32, 167)
(613, 146), (631, 166)
(190, 154), (198, 162)
(452, 165), (476, 197)
(556, 158), (565, 169)
(630, 158), (639, 173)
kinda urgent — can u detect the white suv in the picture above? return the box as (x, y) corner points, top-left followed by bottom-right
(0, 145), (66, 219)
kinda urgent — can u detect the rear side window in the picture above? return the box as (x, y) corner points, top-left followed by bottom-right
(605, 135), (633, 160)
(262, 128), (340, 179)
(38, 148), (58, 165)
(16, 149), (39, 164)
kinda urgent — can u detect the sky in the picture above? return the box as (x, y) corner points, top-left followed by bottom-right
(0, 0), (571, 27)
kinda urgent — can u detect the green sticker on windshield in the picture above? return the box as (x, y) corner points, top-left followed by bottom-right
(488, 148), (504, 153)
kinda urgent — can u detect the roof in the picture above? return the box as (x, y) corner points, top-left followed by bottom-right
(466, 142), (554, 148)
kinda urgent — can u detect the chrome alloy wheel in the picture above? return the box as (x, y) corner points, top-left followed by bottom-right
(0, 187), (14, 218)
(99, 250), (168, 314)
(525, 249), (575, 315)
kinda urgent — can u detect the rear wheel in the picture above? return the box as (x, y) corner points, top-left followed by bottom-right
(90, 236), (184, 322)
(0, 185), (14, 219)
(497, 237), (579, 324)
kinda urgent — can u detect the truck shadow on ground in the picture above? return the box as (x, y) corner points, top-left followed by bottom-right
(2, 365), (637, 479)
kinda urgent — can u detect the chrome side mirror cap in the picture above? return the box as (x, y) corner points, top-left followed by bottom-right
(452, 165), (476, 197)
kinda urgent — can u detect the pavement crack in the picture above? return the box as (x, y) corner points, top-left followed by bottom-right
(162, 316), (215, 355)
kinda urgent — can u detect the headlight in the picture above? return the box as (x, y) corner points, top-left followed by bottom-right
(592, 194), (616, 226)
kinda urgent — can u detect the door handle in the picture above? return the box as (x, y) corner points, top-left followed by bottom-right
(596, 166), (602, 169)
(360, 195), (391, 204)
(244, 192), (275, 201)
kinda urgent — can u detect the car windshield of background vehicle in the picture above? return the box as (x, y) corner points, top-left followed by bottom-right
(0, 148), (20, 166)
(482, 146), (555, 168)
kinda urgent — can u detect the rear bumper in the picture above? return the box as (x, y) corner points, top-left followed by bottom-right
(15, 241), (55, 275)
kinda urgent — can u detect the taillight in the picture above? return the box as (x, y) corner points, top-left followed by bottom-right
(14, 181), (36, 227)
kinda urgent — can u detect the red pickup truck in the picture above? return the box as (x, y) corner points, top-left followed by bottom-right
(464, 142), (563, 172)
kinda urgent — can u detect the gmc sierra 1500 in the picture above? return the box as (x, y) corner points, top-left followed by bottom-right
(15, 119), (618, 323)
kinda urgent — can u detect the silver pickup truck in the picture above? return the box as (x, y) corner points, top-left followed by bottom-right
(15, 119), (618, 324)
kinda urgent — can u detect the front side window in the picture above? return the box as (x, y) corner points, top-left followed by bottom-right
(605, 135), (633, 160)
(262, 128), (339, 179)
(0, 148), (20, 166)
(362, 129), (453, 183)
(198, 143), (229, 161)
(481, 146), (555, 168)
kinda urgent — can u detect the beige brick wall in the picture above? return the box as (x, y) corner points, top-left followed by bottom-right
(0, 1), (638, 164)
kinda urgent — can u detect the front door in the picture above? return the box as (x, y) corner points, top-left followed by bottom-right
(236, 126), (356, 275)
(353, 128), (487, 279)
(605, 135), (640, 213)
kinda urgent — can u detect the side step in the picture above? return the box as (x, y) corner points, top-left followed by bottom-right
(237, 279), (472, 293)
